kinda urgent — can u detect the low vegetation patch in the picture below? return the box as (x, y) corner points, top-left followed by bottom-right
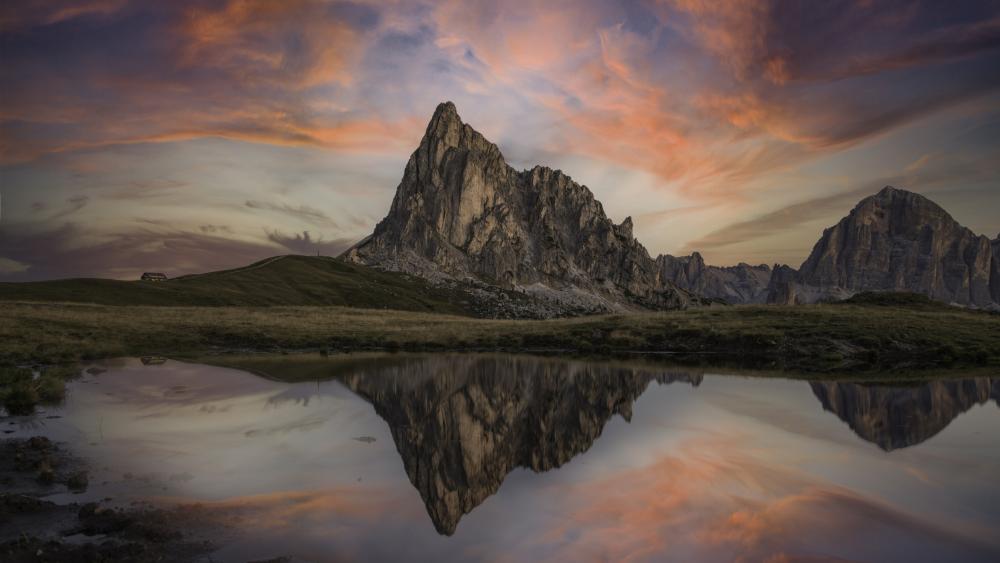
(836, 291), (950, 309)
(0, 365), (78, 415)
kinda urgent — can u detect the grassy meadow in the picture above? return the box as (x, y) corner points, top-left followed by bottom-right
(2, 298), (997, 374)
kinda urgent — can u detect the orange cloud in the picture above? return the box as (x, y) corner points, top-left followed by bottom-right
(1, 102), (421, 164)
(176, 0), (364, 88)
(110, 114), (421, 154)
(427, 3), (810, 204)
(432, 1), (601, 80)
(660, 0), (774, 82)
(538, 26), (793, 203)
(0, 0), (410, 164)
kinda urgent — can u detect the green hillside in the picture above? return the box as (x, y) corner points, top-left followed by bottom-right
(0, 255), (481, 315)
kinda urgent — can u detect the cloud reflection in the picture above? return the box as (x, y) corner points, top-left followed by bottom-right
(529, 436), (1000, 563)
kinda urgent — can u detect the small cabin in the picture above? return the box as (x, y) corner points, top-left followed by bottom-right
(140, 272), (168, 282)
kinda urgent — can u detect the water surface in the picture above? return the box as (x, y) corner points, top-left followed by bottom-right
(8, 355), (1000, 562)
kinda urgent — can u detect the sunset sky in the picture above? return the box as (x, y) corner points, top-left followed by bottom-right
(2, 0), (999, 280)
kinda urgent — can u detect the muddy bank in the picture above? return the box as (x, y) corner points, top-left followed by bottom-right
(0, 437), (217, 562)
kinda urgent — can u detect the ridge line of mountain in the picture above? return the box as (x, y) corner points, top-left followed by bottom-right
(344, 102), (1000, 312)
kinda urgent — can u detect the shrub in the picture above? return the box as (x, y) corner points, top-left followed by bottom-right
(0, 366), (33, 386)
(35, 376), (66, 403)
(2, 382), (39, 415)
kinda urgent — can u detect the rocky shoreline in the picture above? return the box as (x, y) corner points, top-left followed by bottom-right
(0, 436), (216, 562)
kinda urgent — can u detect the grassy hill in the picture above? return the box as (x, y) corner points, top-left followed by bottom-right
(0, 255), (481, 315)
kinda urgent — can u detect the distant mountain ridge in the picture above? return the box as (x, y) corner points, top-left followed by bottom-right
(771, 187), (1000, 308)
(656, 252), (773, 304)
(646, 188), (1000, 308)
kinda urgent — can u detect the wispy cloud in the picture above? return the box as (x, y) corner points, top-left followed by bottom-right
(49, 194), (89, 219)
(266, 230), (353, 256)
(245, 200), (337, 228)
(0, 0), (128, 32)
(199, 224), (233, 235)
(0, 222), (289, 281)
(682, 187), (875, 255)
(0, 256), (30, 275)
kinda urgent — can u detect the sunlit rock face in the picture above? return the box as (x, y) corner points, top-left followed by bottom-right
(656, 252), (772, 304)
(810, 378), (999, 451)
(344, 102), (704, 313)
(336, 355), (701, 534)
(784, 187), (999, 307)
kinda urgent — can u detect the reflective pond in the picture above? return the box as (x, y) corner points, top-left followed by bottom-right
(6, 355), (1000, 562)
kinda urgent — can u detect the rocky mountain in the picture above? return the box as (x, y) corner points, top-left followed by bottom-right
(656, 252), (772, 304)
(343, 102), (998, 311)
(810, 378), (999, 451)
(659, 187), (1000, 308)
(771, 187), (999, 307)
(335, 354), (701, 535)
(344, 102), (704, 314)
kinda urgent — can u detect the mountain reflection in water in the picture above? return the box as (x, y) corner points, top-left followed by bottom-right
(337, 357), (700, 534)
(11, 355), (999, 562)
(811, 378), (1000, 451)
(229, 354), (999, 536)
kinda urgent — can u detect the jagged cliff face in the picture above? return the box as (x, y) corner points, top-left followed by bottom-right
(765, 264), (800, 305)
(810, 378), (999, 451)
(336, 355), (701, 535)
(656, 252), (772, 304)
(790, 187), (998, 307)
(345, 102), (701, 312)
(992, 234), (1000, 305)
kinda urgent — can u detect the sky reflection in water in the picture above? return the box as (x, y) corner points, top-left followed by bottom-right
(11, 355), (1000, 562)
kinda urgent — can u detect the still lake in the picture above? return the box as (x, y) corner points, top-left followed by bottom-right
(7, 354), (1000, 562)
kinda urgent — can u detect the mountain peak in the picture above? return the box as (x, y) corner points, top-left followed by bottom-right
(868, 185), (922, 206)
(417, 100), (503, 164)
(831, 185), (951, 234)
(430, 101), (460, 127)
(346, 102), (703, 314)
(422, 101), (465, 145)
(797, 185), (997, 307)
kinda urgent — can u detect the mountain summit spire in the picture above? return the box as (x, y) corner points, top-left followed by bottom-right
(422, 101), (463, 145)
